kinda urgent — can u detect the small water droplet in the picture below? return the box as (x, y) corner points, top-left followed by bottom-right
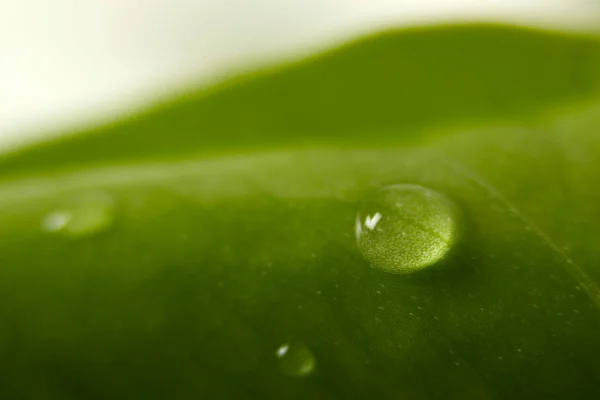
(42, 192), (115, 238)
(42, 211), (71, 232)
(355, 184), (460, 274)
(276, 342), (315, 377)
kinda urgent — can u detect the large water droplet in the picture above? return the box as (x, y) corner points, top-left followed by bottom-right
(356, 184), (460, 274)
(42, 192), (116, 238)
(276, 342), (316, 377)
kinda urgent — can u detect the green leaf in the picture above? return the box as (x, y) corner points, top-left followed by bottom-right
(1, 23), (599, 178)
(1, 23), (600, 399)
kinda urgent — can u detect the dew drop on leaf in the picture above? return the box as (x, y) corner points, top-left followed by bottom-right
(42, 192), (116, 238)
(276, 342), (316, 377)
(355, 184), (460, 274)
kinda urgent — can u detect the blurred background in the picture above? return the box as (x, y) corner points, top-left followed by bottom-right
(1, 0), (599, 152)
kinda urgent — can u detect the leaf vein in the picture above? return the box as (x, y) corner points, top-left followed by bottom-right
(442, 157), (600, 310)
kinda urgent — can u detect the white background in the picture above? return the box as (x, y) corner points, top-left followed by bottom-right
(1, 0), (599, 152)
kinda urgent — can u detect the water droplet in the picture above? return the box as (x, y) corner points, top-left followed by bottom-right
(42, 192), (116, 238)
(42, 211), (71, 232)
(355, 184), (460, 274)
(276, 342), (315, 377)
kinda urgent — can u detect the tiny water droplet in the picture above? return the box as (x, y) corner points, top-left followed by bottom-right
(42, 192), (115, 238)
(42, 211), (71, 232)
(355, 184), (460, 274)
(276, 342), (315, 377)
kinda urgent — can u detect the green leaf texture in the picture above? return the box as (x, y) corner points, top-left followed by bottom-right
(0, 23), (599, 399)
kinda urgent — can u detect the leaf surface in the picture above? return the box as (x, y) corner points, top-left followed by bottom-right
(0, 23), (600, 399)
